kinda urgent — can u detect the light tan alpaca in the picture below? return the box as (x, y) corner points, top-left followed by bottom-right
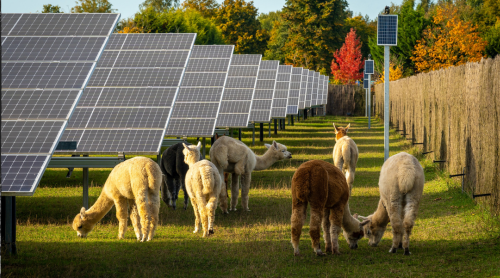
(209, 136), (292, 213)
(72, 157), (161, 241)
(332, 123), (359, 195)
(357, 152), (425, 255)
(183, 142), (222, 237)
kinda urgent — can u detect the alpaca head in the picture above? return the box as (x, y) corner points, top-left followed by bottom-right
(72, 207), (95, 238)
(342, 213), (364, 249)
(183, 141), (201, 166)
(264, 141), (292, 160)
(333, 123), (350, 141)
(359, 214), (385, 247)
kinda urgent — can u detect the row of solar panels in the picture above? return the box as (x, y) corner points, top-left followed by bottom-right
(1, 13), (329, 196)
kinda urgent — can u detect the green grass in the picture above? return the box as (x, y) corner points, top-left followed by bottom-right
(3, 116), (500, 278)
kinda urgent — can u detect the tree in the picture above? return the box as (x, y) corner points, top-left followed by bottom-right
(330, 28), (364, 84)
(411, 4), (487, 72)
(42, 4), (63, 13)
(139, 0), (179, 13)
(71, 0), (115, 13)
(181, 0), (219, 18)
(282, 0), (349, 74)
(258, 11), (282, 32)
(213, 0), (269, 54)
(374, 62), (404, 84)
(263, 17), (289, 63)
(345, 15), (376, 60)
(469, 0), (500, 57)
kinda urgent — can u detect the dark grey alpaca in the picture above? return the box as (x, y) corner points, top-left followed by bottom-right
(160, 142), (191, 210)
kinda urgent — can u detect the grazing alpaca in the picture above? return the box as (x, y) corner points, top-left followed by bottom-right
(72, 157), (161, 241)
(210, 136), (292, 213)
(214, 133), (230, 195)
(291, 160), (364, 256)
(160, 142), (192, 210)
(358, 152), (424, 255)
(332, 123), (359, 195)
(183, 142), (222, 237)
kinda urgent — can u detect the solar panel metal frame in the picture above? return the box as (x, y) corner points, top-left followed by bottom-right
(286, 66), (302, 115)
(377, 14), (398, 46)
(248, 60), (279, 123)
(216, 54), (261, 128)
(324, 75), (329, 105)
(59, 33), (197, 155)
(365, 60), (374, 74)
(166, 45), (234, 137)
(271, 65), (292, 119)
(1, 13), (120, 196)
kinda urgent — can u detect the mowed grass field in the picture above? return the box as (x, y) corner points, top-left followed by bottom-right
(3, 116), (500, 277)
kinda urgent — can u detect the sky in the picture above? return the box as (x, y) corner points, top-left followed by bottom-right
(2, 0), (412, 22)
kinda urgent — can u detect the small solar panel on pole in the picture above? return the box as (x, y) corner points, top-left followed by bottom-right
(365, 57), (374, 129)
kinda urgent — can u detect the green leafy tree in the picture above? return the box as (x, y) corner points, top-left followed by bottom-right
(258, 11), (282, 32)
(263, 17), (289, 63)
(282, 0), (349, 74)
(124, 7), (224, 45)
(468, 0), (500, 57)
(42, 4), (63, 13)
(345, 15), (376, 60)
(139, 0), (179, 13)
(213, 0), (269, 54)
(181, 0), (219, 18)
(71, 0), (115, 13)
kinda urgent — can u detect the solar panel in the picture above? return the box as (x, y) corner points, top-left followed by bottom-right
(166, 45), (233, 137)
(365, 60), (374, 74)
(377, 14), (398, 46)
(286, 67), (302, 115)
(60, 33), (196, 155)
(216, 54), (261, 128)
(298, 69), (309, 110)
(1, 13), (120, 196)
(364, 80), (369, 89)
(324, 75), (329, 105)
(305, 70), (315, 108)
(317, 74), (324, 106)
(248, 60), (279, 123)
(311, 71), (320, 106)
(271, 65), (292, 118)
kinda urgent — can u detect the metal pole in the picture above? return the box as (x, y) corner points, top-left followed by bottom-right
(384, 45), (390, 161)
(202, 137), (206, 158)
(291, 115), (294, 126)
(259, 123), (264, 142)
(365, 89), (368, 117)
(238, 128), (242, 141)
(268, 121), (271, 137)
(274, 119), (278, 135)
(282, 119), (285, 130)
(252, 124), (255, 146)
(2, 196), (17, 255)
(83, 154), (89, 209)
(368, 74), (371, 129)
(157, 153), (161, 168)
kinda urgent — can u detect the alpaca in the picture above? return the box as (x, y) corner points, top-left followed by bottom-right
(357, 152), (425, 255)
(183, 142), (222, 237)
(72, 157), (161, 241)
(209, 136), (292, 213)
(291, 160), (364, 256)
(332, 123), (359, 195)
(214, 133), (230, 195)
(160, 142), (192, 210)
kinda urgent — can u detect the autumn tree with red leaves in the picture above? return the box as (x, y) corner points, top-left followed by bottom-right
(331, 28), (364, 84)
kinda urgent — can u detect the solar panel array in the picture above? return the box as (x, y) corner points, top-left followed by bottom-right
(298, 69), (309, 110)
(249, 60), (279, 123)
(377, 14), (398, 46)
(1, 13), (120, 195)
(365, 60), (374, 74)
(272, 65), (292, 118)
(286, 67), (302, 115)
(216, 54), (261, 128)
(317, 74), (324, 106)
(59, 33), (196, 155)
(311, 71), (320, 106)
(305, 70), (315, 108)
(165, 45), (233, 137)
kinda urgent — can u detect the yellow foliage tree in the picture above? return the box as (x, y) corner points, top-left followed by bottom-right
(411, 4), (487, 73)
(117, 26), (147, 34)
(375, 62), (404, 84)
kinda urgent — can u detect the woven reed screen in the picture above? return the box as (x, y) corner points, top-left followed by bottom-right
(327, 85), (365, 116)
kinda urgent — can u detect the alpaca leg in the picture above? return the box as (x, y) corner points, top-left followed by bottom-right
(128, 199), (142, 241)
(190, 197), (202, 234)
(196, 196), (210, 237)
(291, 201), (307, 256)
(230, 173), (239, 211)
(388, 201), (404, 253)
(136, 190), (150, 242)
(345, 167), (355, 196)
(329, 207), (343, 255)
(322, 208), (332, 253)
(181, 179), (189, 210)
(240, 173), (251, 211)
(147, 191), (160, 241)
(115, 197), (129, 240)
(206, 195), (218, 235)
(402, 201), (419, 255)
(309, 206), (325, 256)
(217, 168), (229, 214)
(234, 154), (246, 175)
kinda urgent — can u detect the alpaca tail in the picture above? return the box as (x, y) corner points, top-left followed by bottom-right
(200, 166), (215, 196)
(342, 144), (352, 171)
(146, 161), (163, 192)
(397, 158), (417, 194)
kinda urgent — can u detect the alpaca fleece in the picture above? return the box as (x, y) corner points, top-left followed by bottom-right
(332, 123), (359, 195)
(160, 142), (192, 210)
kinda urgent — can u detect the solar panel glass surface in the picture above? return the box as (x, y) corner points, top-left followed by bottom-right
(271, 65), (291, 118)
(248, 60), (279, 122)
(365, 60), (374, 74)
(377, 15), (398, 46)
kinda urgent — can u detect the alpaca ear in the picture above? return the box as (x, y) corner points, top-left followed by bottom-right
(353, 213), (359, 219)
(333, 123), (338, 134)
(80, 207), (87, 219)
(360, 219), (370, 226)
(272, 141), (278, 149)
(264, 143), (271, 149)
(345, 123), (350, 132)
(182, 143), (188, 150)
(196, 141), (201, 149)
(358, 215), (368, 220)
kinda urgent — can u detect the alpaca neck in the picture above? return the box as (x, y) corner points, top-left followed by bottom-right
(372, 199), (390, 228)
(254, 148), (278, 171)
(85, 189), (114, 225)
(342, 201), (361, 232)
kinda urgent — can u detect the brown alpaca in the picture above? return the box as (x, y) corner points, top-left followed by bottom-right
(291, 160), (364, 256)
(332, 123), (359, 195)
(72, 157), (161, 241)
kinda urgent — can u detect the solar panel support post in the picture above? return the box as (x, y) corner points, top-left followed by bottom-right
(365, 89), (368, 117)
(368, 73), (372, 129)
(260, 123), (264, 142)
(252, 124), (255, 146)
(1, 196), (17, 255)
(238, 128), (242, 141)
(83, 154), (89, 210)
(157, 154), (162, 169)
(274, 119), (278, 135)
(384, 45), (390, 161)
(268, 121), (271, 137)
(202, 137), (206, 158)
(282, 119), (285, 130)
(291, 115), (294, 126)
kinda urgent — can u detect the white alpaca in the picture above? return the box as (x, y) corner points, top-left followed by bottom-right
(72, 157), (161, 241)
(358, 152), (425, 255)
(183, 142), (222, 237)
(209, 136), (292, 213)
(332, 123), (359, 195)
